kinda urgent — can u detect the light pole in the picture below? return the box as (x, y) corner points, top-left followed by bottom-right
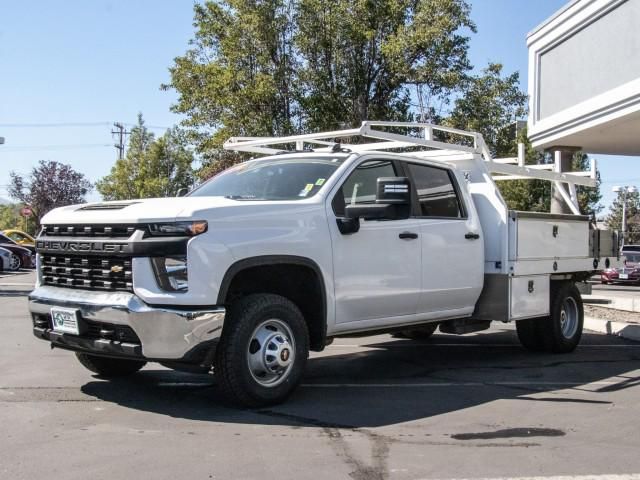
(612, 185), (638, 245)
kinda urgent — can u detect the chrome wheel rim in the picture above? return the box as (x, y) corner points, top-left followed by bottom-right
(247, 319), (295, 388)
(560, 296), (579, 339)
(8, 254), (20, 271)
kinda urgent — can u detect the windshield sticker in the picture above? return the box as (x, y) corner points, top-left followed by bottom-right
(315, 178), (326, 186)
(298, 183), (315, 197)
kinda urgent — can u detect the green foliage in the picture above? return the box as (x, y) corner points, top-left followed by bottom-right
(96, 114), (195, 200)
(165, 0), (476, 179)
(446, 63), (527, 156)
(9, 161), (92, 226)
(445, 65), (600, 214)
(0, 204), (21, 231)
(606, 190), (640, 244)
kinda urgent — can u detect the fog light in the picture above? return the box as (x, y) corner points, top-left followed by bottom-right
(151, 256), (188, 291)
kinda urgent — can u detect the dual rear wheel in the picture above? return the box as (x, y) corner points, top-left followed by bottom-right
(516, 282), (584, 353)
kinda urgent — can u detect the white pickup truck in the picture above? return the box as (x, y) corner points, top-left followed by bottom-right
(29, 122), (619, 407)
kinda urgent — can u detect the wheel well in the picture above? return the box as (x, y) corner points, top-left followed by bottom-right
(219, 259), (327, 351)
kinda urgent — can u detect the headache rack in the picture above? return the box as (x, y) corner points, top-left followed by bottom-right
(224, 120), (597, 215)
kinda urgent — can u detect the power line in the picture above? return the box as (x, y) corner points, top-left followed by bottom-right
(0, 122), (111, 128)
(0, 121), (171, 130)
(0, 144), (112, 152)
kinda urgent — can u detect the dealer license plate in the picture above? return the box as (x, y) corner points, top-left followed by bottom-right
(51, 308), (80, 335)
(619, 273), (629, 280)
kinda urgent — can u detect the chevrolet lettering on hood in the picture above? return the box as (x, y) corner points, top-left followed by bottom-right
(36, 240), (127, 254)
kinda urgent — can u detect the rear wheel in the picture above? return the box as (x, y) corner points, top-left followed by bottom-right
(399, 323), (438, 340)
(215, 294), (309, 408)
(516, 282), (584, 353)
(75, 353), (146, 377)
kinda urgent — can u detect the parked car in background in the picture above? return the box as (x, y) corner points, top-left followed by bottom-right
(601, 245), (640, 285)
(0, 236), (33, 270)
(0, 247), (16, 271)
(2, 229), (35, 247)
(0, 233), (35, 255)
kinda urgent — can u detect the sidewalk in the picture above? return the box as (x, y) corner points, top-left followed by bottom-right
(583, 288), (640, 342)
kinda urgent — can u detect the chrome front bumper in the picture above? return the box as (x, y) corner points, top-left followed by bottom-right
(29, 286), (225, 360)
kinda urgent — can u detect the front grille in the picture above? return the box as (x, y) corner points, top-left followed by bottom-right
(41, 224), (138, 238)
(41, 254), (133, 292)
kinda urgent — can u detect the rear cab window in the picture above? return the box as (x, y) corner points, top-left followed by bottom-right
(404, 162), (465, 218)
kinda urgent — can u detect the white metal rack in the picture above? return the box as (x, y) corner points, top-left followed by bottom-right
(224, 121), (597, 215)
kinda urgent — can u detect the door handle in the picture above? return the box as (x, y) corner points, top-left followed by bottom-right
(465, 232), (480, 240)
(399, 232), (419, 240)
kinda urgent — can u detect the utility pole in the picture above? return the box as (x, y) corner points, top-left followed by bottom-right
(111, 122), (130, 160)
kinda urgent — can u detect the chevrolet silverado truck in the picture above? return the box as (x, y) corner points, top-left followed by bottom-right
(29, 122), (619, 407)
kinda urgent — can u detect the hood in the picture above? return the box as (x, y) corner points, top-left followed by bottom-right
(40, 197), (241, 225)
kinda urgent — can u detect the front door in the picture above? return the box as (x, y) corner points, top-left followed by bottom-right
(327, 158), (422, 324)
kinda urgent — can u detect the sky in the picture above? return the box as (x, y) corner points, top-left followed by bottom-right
(0, 0), (637, 213)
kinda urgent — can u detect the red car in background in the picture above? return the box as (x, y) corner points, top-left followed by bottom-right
(601, 246), (640, 285)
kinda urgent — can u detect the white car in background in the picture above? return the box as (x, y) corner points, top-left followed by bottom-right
(0, 247), (16, 271)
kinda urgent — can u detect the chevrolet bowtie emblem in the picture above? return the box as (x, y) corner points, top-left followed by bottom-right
(110, 265), (124, 273)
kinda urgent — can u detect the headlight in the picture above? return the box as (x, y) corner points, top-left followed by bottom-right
(151, 256), (188, 292)
(147, 221), (208, 237)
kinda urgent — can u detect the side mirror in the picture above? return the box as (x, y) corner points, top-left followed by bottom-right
(176, 188), (189, 197)
(338, 177), (411, 234)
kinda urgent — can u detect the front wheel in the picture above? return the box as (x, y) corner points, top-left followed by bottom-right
(75, 353), (146, 377)
(215, 294), (309, 408)
(7, 253), (21, 271)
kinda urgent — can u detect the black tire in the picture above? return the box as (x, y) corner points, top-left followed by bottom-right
(75, 353), (146, 377)
(399, 323), (439, 340)
(516, 282), (583, 354)
(516, 317), (546, 352)
(215, 294), (309, 408)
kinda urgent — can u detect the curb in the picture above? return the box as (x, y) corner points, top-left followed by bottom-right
(584, 316), (640, 342)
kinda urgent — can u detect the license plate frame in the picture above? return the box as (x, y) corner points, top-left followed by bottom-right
(619, 273), (629, 280)
(50, 307), (81, 335)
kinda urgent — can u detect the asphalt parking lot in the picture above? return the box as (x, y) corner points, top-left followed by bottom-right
(2, 272), (640, 480)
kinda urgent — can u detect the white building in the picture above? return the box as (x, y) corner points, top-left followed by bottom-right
(527, 0), (640, 155)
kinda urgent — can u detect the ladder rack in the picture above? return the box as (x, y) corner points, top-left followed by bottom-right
(224, 121), (597, 214)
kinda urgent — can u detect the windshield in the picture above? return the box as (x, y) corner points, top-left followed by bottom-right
(624, 253), (640, 263)
(189, 157), (344, 201)
(0, 234), (16, 244)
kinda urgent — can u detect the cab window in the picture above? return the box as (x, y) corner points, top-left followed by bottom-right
(405, 162), (464, 218)
(332, 160), (397, 216)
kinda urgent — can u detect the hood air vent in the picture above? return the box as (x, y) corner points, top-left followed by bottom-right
(77, 202), (140, 211)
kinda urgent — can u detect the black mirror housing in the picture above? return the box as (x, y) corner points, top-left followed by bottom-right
(176, 188), (189, 197)
(376, 177), (411, 205)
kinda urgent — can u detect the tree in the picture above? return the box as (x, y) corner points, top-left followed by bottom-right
(164, 0), (476, 178)
(606, 190), (640, 244)
(8, 161), (92, 226)
(96, 115), (195, 200)
(445, 64), (601, 214)
(163, 1), (299, 154)
(0, 204), (20, 231)
(446, 63), (527, 156)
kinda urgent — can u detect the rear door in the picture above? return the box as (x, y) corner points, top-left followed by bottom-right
(328, 157), (423, 324)
(403, 161), (484, 317)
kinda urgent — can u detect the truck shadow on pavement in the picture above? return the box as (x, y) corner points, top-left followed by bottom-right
(80, 328), (640, 428)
